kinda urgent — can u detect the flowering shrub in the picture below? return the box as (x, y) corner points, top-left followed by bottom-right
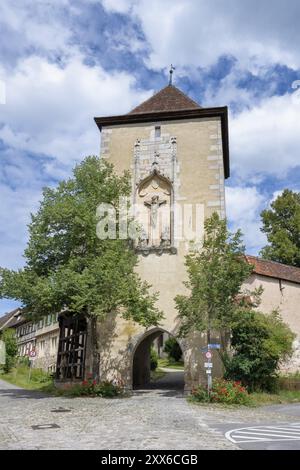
(69, 377), (124, 398)
(191, 379), (250, 405)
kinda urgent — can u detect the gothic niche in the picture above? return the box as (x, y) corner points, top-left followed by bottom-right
(136, 171), (172, 253)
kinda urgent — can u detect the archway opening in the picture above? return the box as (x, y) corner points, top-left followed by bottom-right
(132, 329), (184, 391)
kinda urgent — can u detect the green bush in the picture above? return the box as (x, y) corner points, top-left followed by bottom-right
(17, 356), (30, 367)
(191, 384), (210, 403)
(1, 329), (18, 373)
(30, 368), (52, 384)
(224, 309), (295, 392)
(150, 348), (158, 371)
(191, 379), (250, 405)
(163, 337), (182, 362)
(74, 377), (123, 397)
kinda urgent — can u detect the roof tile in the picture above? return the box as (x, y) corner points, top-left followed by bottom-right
(246, 255), (300, 285)
(129, 85), (201, 114)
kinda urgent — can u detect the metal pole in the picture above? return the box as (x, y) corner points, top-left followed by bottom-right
(28, 359), (32, 382)
(207, 357), (212, 394)
(207, 325), (212, 394)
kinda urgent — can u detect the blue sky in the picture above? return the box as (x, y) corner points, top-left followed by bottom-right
(0, 0), (300, 315)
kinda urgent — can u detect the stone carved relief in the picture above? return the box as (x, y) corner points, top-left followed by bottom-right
(136, 172), (171, 250)
(133, 130), (178, 254)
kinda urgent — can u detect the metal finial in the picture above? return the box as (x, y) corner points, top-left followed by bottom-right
(169, 64), (175, 85)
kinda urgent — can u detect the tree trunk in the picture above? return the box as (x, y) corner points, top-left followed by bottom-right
(219, 328), (231, 367)
(220, 328), (231, 352)
(90, 316), (100, 383)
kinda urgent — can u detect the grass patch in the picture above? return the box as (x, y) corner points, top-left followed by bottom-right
(158, 358), (184, 370)
(0, 367), (126, 398)
(189, 389), (300, 408)
(250, 390), (300, 406)
(0, 366), (54, 392)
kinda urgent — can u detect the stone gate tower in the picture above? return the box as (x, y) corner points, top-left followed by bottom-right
(94, 84), (230, 391)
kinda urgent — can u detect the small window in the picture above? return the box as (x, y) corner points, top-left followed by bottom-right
(155, 126), (161, 138)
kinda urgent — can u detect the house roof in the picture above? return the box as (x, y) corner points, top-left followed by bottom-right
(0, 308), (23, 330)
(246, 255), (300, 285)
(94, 84), (230, 178)
(129, 85), (201, 114)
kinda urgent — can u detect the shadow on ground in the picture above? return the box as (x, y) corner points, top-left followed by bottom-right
(0, 387), (51, 400)
(133, 369), (185, 398)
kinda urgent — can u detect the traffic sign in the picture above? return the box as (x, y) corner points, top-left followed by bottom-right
(29, 350), (36, 358)
(206, 369), (212, 374)
(204, 362), (213, 368)
(208, 343), (221, 350)
(205, 351), (212, 359)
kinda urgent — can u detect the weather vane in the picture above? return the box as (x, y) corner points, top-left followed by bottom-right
(169, 64), (175, 85)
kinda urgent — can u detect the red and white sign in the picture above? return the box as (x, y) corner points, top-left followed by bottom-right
(205, 351), (212, 359)
(29, 350), (37, 359)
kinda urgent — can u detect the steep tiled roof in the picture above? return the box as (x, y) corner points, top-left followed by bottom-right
(246, 255), (300, 285)
(0, 308), (22, 330)
(129, 85), (201, 114)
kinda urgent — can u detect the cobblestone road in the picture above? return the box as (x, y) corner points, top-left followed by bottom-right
(1, 379), (299, 450)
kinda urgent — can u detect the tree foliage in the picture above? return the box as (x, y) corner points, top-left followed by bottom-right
(150, 348), (158, 371)
(1, 329), (18, 373)
(175, 213), (254, 342)
(225, 309), (295, 391)
(0, 157), (163, 376)
(163, 337), (182, 362)
(260, 189), (300, 267)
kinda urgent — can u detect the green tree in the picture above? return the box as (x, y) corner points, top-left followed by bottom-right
(260, 189), (300, 267)
(163, 337), (182, 362)
(1, 329), (18, 373)
(150, 348), (158, 371)
(225, 309), (295, 391)
(175, 212), (255, 348)
(0, 156), (163, 380)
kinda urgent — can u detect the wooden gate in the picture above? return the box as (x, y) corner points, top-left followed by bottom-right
(56, 314), (87, 380)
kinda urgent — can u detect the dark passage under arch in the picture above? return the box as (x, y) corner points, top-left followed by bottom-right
(132, 329), (184, 391)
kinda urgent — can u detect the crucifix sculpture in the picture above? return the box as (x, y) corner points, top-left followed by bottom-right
(144, 195), (166, 230)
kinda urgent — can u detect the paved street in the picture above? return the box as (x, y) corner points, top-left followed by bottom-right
(1, 379), (300, 450)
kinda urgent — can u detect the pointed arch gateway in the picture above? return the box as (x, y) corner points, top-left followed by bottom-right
(131, 327), (185, 391)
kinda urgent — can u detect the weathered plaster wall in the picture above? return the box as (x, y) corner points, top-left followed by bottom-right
(243, 274), (300, 372)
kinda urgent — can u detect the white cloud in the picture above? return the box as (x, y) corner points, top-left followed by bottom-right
(0, 0), (77, 66)
(101, 0), (134, 14)
(0, 55), (151, 178)
(111, 0), (300, 70)
(230, 88), (300, 180)
(226, 186), (267, 254)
